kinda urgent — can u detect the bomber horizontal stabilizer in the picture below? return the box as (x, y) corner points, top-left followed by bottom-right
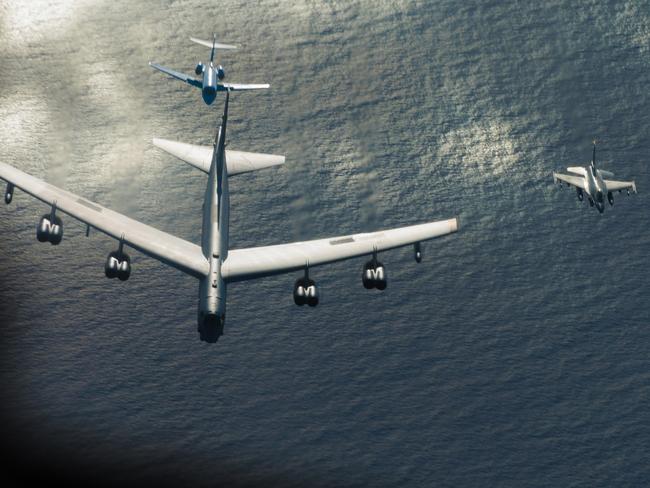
(153, 138), (285, 176)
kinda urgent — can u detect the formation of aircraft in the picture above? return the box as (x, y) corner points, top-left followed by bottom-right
(553, 143), (637, 213)
(149, 34), (269, 105)
(0, 35), (640, 343)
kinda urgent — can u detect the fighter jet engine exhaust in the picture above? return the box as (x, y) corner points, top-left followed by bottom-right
(608, 192), (614, 206)
(576, 187), (584, 201)
(36, 206), (63, 245)
(293, 269), (318, 307)
(4, 183), (13, 204)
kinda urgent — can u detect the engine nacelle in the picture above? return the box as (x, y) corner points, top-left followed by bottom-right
(607, 191), (614, 206)
(5, 183), (13, 204)
(36, 214), (63, 245)
(105, 251), (131, 281)
(216, 65), (225, 80)
(576, 187), (584, 201)
(293, 277), (318, 307)
(362, 261), (387, 290)
(195, 62), (204, 75)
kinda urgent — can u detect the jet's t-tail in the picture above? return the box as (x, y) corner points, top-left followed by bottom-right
(190, 37), (237, 51)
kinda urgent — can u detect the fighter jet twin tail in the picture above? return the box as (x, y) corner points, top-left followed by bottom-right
(0, 35), (460, 342)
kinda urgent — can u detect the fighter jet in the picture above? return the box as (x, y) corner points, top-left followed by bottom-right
(149, 35), (269, 105)
(0, 92), (459, 343)
(552, 142), (637, 213)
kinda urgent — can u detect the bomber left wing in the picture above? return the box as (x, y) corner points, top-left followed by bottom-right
(149, 62), (202, 88)
(553, 172), (585, 189)
(0, 162), (208, 278)
(221, 218), (458, 282)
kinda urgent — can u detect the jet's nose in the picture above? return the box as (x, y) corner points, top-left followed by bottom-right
(202, 87), (217, 105)
(198, 313), (224, 343)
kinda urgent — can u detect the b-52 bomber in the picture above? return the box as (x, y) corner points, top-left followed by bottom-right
(149, 34), (269, 105)
(553, 142), (637, 213)
(0, 92), (458, 343)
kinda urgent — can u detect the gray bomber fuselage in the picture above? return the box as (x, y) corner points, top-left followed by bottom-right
(197, 94), (230, 341)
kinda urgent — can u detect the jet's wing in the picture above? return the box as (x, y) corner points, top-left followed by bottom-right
(221, 218), (458, 282)
(152, 138), (285, 175)
(604, 179), (637, 193)
(0, 162), (209, 278)
(553, 172), (586, 189)
(149, 62), (202, 88)
(218, 83), (270, 91)
(189, 37), (237, 50)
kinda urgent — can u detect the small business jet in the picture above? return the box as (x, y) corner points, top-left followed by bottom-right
(149, 35), (269, 105)
(0, 92), (458, 342)
(553, 143), (637, 213)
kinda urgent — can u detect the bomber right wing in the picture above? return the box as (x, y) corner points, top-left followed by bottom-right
(149, 62), (202, 88)
(221, 218), (458, 282)
(553, 172), (586, 189)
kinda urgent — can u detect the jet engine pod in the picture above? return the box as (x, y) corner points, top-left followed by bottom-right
(362, 261), (376, 289)
(362, 261), (388, 290)
(294, 277), (318, 307)
(293, 278), (307, 306)
(374, 263), (387, 291)
(195, 62), (204, 75)
(5, 183), (14, 204)
(576, 187), (584, 201)
(607, 191), (614, 206)
(216, 65), (225, 80)
(36, 214), (63, 245)
(305, 279), (319, 307)
(105, 251), (131, 281)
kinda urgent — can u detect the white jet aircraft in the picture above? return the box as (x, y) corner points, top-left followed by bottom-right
(552, 143), (637, 213)
(149, 34), (269, 105)
(0, 92), (458, 342)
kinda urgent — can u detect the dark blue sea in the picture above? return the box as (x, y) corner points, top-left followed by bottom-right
(1, 0), (649, 486)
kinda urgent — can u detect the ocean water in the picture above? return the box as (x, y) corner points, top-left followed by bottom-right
(0, 0), (649, 486)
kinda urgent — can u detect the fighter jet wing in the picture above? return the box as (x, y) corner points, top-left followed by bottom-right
(149, 62), (202, 88)
(553, 172), (586, 189)
(221, 218), (458, 282)
(218, 83), (270, 91)
(604, 179), (637, 193)
(0, 162), (209, 278)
